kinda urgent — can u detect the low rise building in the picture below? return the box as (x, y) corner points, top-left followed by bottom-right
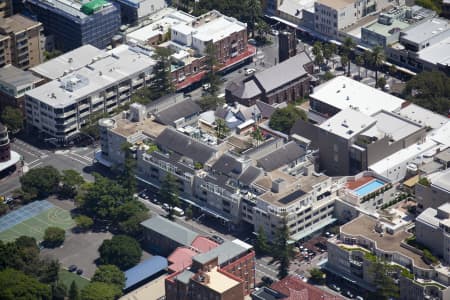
(326, 214), (450, 300)
(416, 169), (450, 213)
(0, 122), (20, 173)
(0, 14), (44, 69)
(225, 52), (313, 106)
(112, 0), (168, 25)
(24, 44), (155, 144)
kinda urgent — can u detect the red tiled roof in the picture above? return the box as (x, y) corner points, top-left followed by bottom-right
(167, 247), (198, 273)
(191, 236), (219, 253)
(270, 276), (344, 300)
(346, 176), (374, 190)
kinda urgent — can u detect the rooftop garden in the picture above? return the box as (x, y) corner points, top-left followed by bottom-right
(405, 236), (439, 265)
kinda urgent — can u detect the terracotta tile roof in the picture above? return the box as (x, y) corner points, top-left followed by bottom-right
(168, 247), (198, 273)
(270, 276), (343, 300)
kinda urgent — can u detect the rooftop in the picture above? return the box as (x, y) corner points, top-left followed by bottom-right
(401, 17), (449, 44)
(110, 116), (166, 139)
(0, 14), (41, 34)
(316, 0), (354, 9)
(192, 14), (246, 43)
(124, 256), (167, 290)
(398, 104), (448, 130)
(27, 0), (115, 19)
(429, 122), (450, 148)
(310, 76), (405, 116)
(430, 169), (450, 192)
(0, 65), (41, 89)
(271, 275), (344, 300)
(365, 110), (423, 142)
(194, 266), (241, 293)
(168, 247), (198, 273)
(30, 45), (106, 80)
(364, 18), (410, 37)
(192, 239), (251, 265)
(26, 45), (155, 107)
(257, 141), (306, 172)
(319, 108), (377, 139)
(191, 236), (219, 253)
(435, 148), (450, 163)
(154, 99), (201, 125)
(418, 36), (450, 67)
(254, 52), (311, 93)
(141, 215), (199, 246)
(279, 0), (315, 19)
(340, 215), (431, 269)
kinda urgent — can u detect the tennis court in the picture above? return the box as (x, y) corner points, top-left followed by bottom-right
(0, 200), (75, 242)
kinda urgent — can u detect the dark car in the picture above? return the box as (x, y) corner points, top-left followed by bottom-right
(68, 265), (77, 272)
(261, 276), (274, 286)
(76, 269), (84, 275)
(211, 235), (225, 244)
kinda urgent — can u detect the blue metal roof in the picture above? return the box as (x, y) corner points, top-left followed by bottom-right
(124, 256), (168, 290)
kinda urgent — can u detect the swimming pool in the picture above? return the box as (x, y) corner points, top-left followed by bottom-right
(354, 180), (385, 197)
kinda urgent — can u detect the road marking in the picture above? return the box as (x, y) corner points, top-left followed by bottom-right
(70, 152), (93, 163)
(63, 155), (89, 166)
(29, 162), (43, 169)
(27, 158), (40, 165)
(12, 145), (39, 158)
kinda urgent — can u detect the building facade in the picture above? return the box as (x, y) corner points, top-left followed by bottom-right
(0, 14), (44, 69)
(24, 0), (120, 51)
(415, 170), (450, 213)
(112, 0), (168, 25)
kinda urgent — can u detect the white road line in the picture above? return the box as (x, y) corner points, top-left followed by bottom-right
(71, 152), (93, 163)
(29, 162), (43, 169)
(12, 146), (39, 158)
(64, 154), (89, 166)
(27, 158), (40, 165)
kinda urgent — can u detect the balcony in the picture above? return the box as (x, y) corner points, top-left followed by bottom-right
(118, 86), (130, 93)
(132, 78), (144, 86)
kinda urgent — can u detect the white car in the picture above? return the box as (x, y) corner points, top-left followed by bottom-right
(202, 83), (211, 91)
(271, 29), (279, 36)
(245, 68), (256, 76)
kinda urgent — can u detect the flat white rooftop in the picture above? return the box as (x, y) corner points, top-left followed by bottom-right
(418, 36), (450, 67)
(26, 45), (155, 107)
(399, 104), (448, 130)
(30, 45), (106, 80)
(428, 122), (450, 148)
(311, 76), (405, 116)
(430, 169), (450, 192)
(193, 16), (246, 43)
(319, 108), (376, 139)
(368, 111), (422, 142)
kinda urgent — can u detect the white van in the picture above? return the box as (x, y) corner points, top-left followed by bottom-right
(173, 207), (184, 216)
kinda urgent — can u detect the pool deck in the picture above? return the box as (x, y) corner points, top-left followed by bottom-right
(346, 176), (374, 190)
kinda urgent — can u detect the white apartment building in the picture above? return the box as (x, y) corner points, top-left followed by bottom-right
(24, 44), (155, 143)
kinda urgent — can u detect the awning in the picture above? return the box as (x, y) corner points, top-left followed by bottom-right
(403, 175), (419, 188)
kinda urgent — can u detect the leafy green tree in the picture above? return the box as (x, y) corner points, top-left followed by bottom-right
(215, 118), (230, 139)
(254, 226), (269, 255)
(59, 169), (85, 199)
(150, 47), (174, 99)
(44, 50), (62, 61)
(269, 105), (307, 134)
(1, 106), (24, 134)
(355, 55), (364, 78)
(159, 173), (180, 220)
(20, 166), (61, 199)
(68, 281), (80, 300)
(322, 43), (334, 67)
(185, 205), (193, 220)
(274, 218), (294, 279)
(0, 268), (52, 300)
(403, 71), (450, 115)
(251, 126), (264, 146)
(92, 265), (125, 290)
(247, 0), (262, 37)
(371, 46), (385, 87)
(74, 215), (94, 232)
(369, 259), (399, 300)
(363, 50), (372, 77)
(81, 282), (122, 300)
(415, 0), (442, 14)
(343, 37), (356, 76)
(119, 142), (137, 194)
(52, 282), (67, 300)
(309, 268), (325, 284)
(117, 207), (149, 237)
(388, 65), (397, 77)
(43, 227), (65, 248)
(205, 41), (220, 96)
(377, 77), (387, 90)
(340, 54), (349, 70)
(323, 71), (335, 81)
(312, 41), (322, 57)
(99, 235), (142, 270)
(130, 87), (152, 105)
(198, 94), (224, 111)
(256, 19), (271, 38)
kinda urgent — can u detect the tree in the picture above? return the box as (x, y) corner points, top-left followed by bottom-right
(355, 55), (364, 79)
(371, 46), (385, 87)
(256, 19), (271, 38)
(247, 0), (262, 37)
(68, 281), (80, 300)
(254, 226), (268, 255)
(215, 118), (230, 139)
(415, 0), (442, 14)
(343, 37), (356, 76)
(312, 42), (323, 67)
(118, 210), (149, 237)
(52, 282), (67, 300)
(322, 43), (334, 67)
(313, 52), (324, 68)
(198, 94), (224, 111)
(403, 71), (450, 115)
(363, 50), (372, 77)
(269, 105), (307, 134)
(159, 173), (180, 220)
(74, 215), (93, 232)
(0, 268), (52, 300)
(309, 268), (325, 284)
(130, 87), (152, 105)
(119, 142), (137, 194)
(99, 235), (142, 270)
(204, 41), (220, 96)
(81, 282), (122, 300)
(340, 54), (349, 71)
(43, 227), (65, 248)
(92, 265), (125, 290)
(369, 260), (399, 300)
(150, 47), (174, 99)
(59, 169), (84, 199)
(185, 205), (193, 220)
(377, 77), (387, 90)
(274, 218), (294, 279)
(388, 64), (397, 77)
(0, 106), (23, 134)
(20, 166), (61, 199)
(251, 126), (264, 146)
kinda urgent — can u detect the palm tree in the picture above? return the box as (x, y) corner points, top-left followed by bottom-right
(363, 50), (372, 77)
(247, 0), (262, 37)
(256, 19), (271, 38)
(372, 46), (385, 87)
(322, 43), (334, 68)
(215, 118), (230, 139)
(251, 126), (264, 146)
(355, 55), (363, 79)
(343, 37), (356, 76)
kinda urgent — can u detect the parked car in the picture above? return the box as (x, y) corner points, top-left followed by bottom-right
(76, 269), (84, 275)
(211, 235), (225, 244)
(245, 68), (256, 76)
(68, 265), (77, 272)
(261, 276), (274, 286)
(329, 284), (341, 292)
(202, 83), (211, 91)
(162, 203), (170, 210)
(248, 38), (257, 45)
(343, 290), (354, 298)
(173, 207), (184, 216)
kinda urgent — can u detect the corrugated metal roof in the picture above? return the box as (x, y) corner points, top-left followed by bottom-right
(124, 256), (167, 290)
(141, 215), (199, 246)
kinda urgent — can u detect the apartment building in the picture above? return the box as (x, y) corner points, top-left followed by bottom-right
(0, 0), (12, 18)
(0, 14), (44, 69)
(112, 0), (167, 25)
(416, 170), (450, 213)
(24, 0), (120, 51)
(0, 65), (43, 111)
(326, 214), (450, 300)
(0, 34), (11, 68)
(24, 44), (155, 144)
(387, 17), (450, 73)
(314, 0), (405, 39)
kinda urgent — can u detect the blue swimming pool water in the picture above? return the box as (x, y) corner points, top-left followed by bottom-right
(354, 180), (385, 197)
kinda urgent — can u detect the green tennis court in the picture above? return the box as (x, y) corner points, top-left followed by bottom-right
(0, 206), (75, 242)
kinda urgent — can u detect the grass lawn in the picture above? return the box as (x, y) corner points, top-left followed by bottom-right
(59, 269), (90, 290)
